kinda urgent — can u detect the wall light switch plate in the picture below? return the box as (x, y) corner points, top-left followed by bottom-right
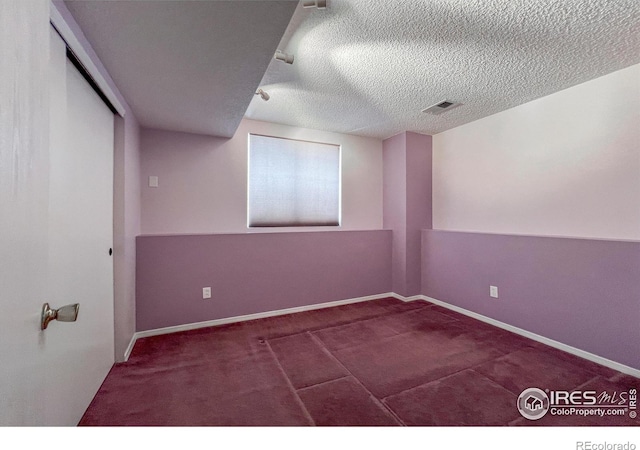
(490, 286), (499, 298)
(202, 287), (212, 299)
(149, 176), (159, 188)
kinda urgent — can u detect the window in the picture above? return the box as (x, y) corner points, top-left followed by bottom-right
(248, 134), (341, 227)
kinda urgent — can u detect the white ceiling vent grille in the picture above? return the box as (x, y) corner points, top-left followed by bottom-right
(422, 100), (461, 115)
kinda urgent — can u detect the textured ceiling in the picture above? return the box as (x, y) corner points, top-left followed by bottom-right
(246, 0), (640, 139)
(64, 0), (640, 140)
(64, 0), (297, 138)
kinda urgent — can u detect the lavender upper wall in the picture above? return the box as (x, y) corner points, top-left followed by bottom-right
(432, 64), (640, 241)
(383, 133), (407, 295)
(422, 230), (640, 370)
(136, 230), (392, 331)
(405, 132), (432, 295)
(383, 132), (432, 297)
(140, 119), (383, 235)
(423, 64), (640, 373)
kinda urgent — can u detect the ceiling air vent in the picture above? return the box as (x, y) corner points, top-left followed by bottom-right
(422, 100), (461, 115)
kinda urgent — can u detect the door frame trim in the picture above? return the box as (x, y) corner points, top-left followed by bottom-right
(49, 1), (126, 117)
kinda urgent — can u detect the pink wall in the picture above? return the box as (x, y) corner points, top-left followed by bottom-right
(383, 132), (432, 297)
(422, 230), (640, 370)
(424, 66), (640, 372)
(432, 64), (640, 241)
(140, 119), (383, 235)
(136, 231), (392, 331)
(383, 133), (407, 295)
(405, 132), (432, 294)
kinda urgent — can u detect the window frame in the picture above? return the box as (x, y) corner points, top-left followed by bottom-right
(247, 133), (343, 229)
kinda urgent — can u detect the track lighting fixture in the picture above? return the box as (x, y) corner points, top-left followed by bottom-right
(255, 88), (270, 101)
(302, 0), (327, 9)
(275, 50), (294, 64)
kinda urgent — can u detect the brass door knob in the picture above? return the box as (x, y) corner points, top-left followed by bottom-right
(41, 303), (79, 330)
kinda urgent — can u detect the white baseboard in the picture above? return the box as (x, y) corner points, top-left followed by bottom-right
(397, 294), (640, 379)
(122, 334), (137, 362)
(127, 292), (397, 355)
(124, 291), (640, 378)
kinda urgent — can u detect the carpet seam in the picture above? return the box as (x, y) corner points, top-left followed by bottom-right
(85, 299), (635, 426)
(255, 300), (415, 343)
(467, 368), (522, 398)
(609, 372), (640, 382)
(383, 369), (522, 426)
(507, 416), (524, 426)
(468, 350), (607, 396)
(462, 344), (543, 395)
(573, 375), (602, 391)
(264, 340), (316, 426)
(379, 362), (504, 402)
(379, 366), (473, 402)
(308, 331), (406, 426)
(308, 302), (434, 338)
(465, 364), (523, 397)
(295, 375), (353, 392)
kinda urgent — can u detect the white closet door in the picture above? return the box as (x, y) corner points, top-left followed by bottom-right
(44, 27), (115, 425)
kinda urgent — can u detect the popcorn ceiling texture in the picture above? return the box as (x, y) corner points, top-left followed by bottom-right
(63, 0), (640, 139)
(247, 0), (640, 139)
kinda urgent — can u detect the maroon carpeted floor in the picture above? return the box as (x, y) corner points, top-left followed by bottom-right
(79, 298), (638, 426)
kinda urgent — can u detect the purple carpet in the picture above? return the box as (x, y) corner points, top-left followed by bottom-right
(80, 298), (639, 426)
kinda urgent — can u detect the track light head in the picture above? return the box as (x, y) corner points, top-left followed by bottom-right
(275, 50), (294, 64)
(302, 0), (327, 9)
(255, 88), (270, 101)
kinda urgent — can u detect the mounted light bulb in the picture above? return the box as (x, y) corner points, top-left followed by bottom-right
(275, 50), (294, 64)
(255, 89), (270, 101)
(302, 0), (327, 9)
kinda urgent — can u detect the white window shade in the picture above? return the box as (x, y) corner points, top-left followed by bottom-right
(249, 134), (341, 227)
